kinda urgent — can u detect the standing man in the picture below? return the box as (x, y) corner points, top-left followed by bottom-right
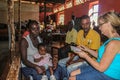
(20, 20), (43, 80)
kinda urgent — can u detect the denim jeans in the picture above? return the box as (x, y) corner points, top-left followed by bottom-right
(46, 65), (67, 80)
(76, 65), (115, 80)
(58, 55), (80, 77)
(21, 67), (42, 80)
(58, 55), (79, 67)
(67, 61), (88, 76)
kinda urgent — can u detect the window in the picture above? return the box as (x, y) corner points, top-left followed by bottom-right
(89, 1), (99, 27)
(58, 13), (64, 25)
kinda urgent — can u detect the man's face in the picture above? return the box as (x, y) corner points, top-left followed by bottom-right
(68, 22), (73, 30)
(52, 55), (58, 65)
(30, 24), (40, 37)
(81, 18), (91, 32)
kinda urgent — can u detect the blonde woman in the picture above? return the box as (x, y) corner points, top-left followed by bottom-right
(69, 11), (120, 80)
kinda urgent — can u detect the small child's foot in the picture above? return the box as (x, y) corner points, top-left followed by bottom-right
(41, 75), (48, 80)
(50, 75), (56, 80)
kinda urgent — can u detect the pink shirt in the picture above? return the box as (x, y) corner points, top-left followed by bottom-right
(33, 53), (53, 67)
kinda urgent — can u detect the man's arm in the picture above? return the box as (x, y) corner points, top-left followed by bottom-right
(66, 53), (76, 66)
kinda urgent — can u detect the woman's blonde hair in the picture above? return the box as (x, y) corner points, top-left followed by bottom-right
(99, 11), (120, 34)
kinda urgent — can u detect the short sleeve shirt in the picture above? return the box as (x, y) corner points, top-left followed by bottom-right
(76, 29), (100, 50)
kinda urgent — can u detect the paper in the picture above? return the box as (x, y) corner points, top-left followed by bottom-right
(70, 46), (81, 52)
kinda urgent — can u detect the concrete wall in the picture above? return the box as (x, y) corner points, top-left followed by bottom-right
(14, 2), (39, 22)
(0, 1), (39, 24)
(99, 0), (120, 14)
(63, 0), (120, 24)
(0, 0), (8, 24)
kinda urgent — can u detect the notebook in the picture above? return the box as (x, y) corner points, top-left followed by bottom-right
(70, 46), (81, 52)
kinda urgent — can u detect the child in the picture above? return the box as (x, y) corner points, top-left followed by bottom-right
(46, 54), (68, 80)
(33, 43), (56, 80)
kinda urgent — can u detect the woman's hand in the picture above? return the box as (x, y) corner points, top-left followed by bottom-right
(75, 51), (88, 59)
(35, 66), (45, 74)
(78, 45), (90, 52)
(77, 45), (98, 58)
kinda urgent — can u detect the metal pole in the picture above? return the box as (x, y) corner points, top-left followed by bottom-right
(7, 0), (15, 52)
(18, 0), (21, 41)
(44, 1), (47, 28)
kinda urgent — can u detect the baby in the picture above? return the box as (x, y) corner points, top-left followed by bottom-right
(33, 43), (56, 80)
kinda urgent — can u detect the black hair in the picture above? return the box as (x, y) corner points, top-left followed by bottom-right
(80, 15), (90, 20)
(67, 21), (74, 31)
(71, 15), (75, 20)
(79, 15), (90, 27)
(26, 19), (32, 29)
(67, 21), (74, 26)
(37, 43), (46, 50)
(28, 20), (39, 29)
